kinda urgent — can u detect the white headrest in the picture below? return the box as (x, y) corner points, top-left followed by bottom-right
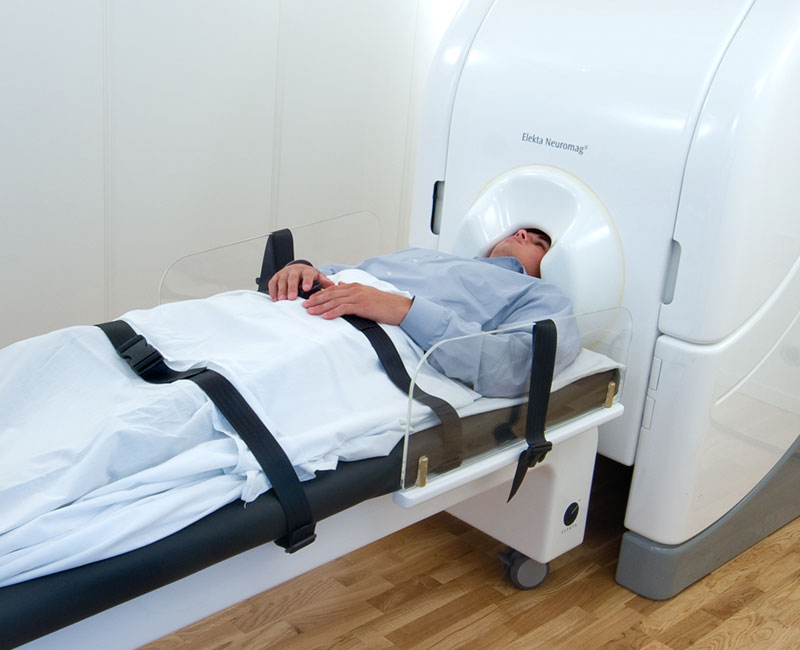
(446, 165), (624, 315)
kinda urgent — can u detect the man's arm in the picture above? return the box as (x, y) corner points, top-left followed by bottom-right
(302, 283), (412, 326)
(268, 262), (413, 326)
(270, 259), (581, 396)
(400, 294), (580, 398)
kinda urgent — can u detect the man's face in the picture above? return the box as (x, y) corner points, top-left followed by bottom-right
(489, 228), (551, 277)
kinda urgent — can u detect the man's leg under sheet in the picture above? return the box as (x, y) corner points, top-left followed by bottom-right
(0, 326), (252, 586)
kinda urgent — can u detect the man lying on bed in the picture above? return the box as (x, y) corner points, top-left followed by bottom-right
(269, 228), (579, 397)
(0, 228), (579, 587)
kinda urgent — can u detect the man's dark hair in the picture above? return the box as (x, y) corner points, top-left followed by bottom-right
(525, 228), (552, 247)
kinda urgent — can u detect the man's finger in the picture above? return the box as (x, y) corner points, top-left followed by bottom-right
(303, 283), (349, 306)
(303, 288), (358, 316)
(290, 268), (310, 300)
(269, 267), (302, 301)
(298, 267), (316, 292)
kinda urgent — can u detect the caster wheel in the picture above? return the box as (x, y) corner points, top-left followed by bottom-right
(498, 547), (550, 590)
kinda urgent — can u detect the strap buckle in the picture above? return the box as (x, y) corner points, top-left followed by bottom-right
(276, 522), (317, 554)
(117, 335), (163, 378)
(508, 439), (553, 502)
(518, 439), (552, 470)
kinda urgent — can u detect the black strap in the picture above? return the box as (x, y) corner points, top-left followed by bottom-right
(255, 228), (295, 294)
(257, 229), (464, 473)
(96, 320), (317, 553)
(344, 315), (463, 472)
(493, 404), (522, 444)
(507, 319), (557, 502)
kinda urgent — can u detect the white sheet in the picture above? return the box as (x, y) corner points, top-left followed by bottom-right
(0, 271), (478, 587)
(0, 270), (618, 588)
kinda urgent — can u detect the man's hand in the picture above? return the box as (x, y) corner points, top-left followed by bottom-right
(268, 263), (334, 301)
(302, 283), (413, 326)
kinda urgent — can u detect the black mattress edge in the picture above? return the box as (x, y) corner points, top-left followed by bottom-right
(0, 444), (403, 650)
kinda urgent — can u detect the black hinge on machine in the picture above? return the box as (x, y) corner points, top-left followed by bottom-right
(257, 229), (464, 473)
(95, 320), (317, 553)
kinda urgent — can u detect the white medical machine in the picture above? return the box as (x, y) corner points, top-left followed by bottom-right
(3, 0), (799, 647)
(406, 0), (800, 600)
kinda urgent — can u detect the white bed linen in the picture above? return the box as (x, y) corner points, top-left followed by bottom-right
(0, 270), (617, 588)
(0, 270), (476, 587)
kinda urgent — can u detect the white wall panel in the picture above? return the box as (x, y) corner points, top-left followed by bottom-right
(274, 0), (419, 254)
(0, 0), (105, 347)
(106, 0), (280, 315)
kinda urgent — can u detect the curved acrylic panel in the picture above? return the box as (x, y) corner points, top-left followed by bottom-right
(400, 308), (631, 489)
(158, 211), (381, 304)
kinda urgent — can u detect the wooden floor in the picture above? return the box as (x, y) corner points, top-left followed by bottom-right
(144, 459), (800, 650)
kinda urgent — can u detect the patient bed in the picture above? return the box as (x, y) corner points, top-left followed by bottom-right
(0, 359), (621, 649)
(0, 221), (629, 649)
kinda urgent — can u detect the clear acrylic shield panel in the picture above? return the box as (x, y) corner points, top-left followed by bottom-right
(158, 211), (382, 303)
(400, 308), (631, 489)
